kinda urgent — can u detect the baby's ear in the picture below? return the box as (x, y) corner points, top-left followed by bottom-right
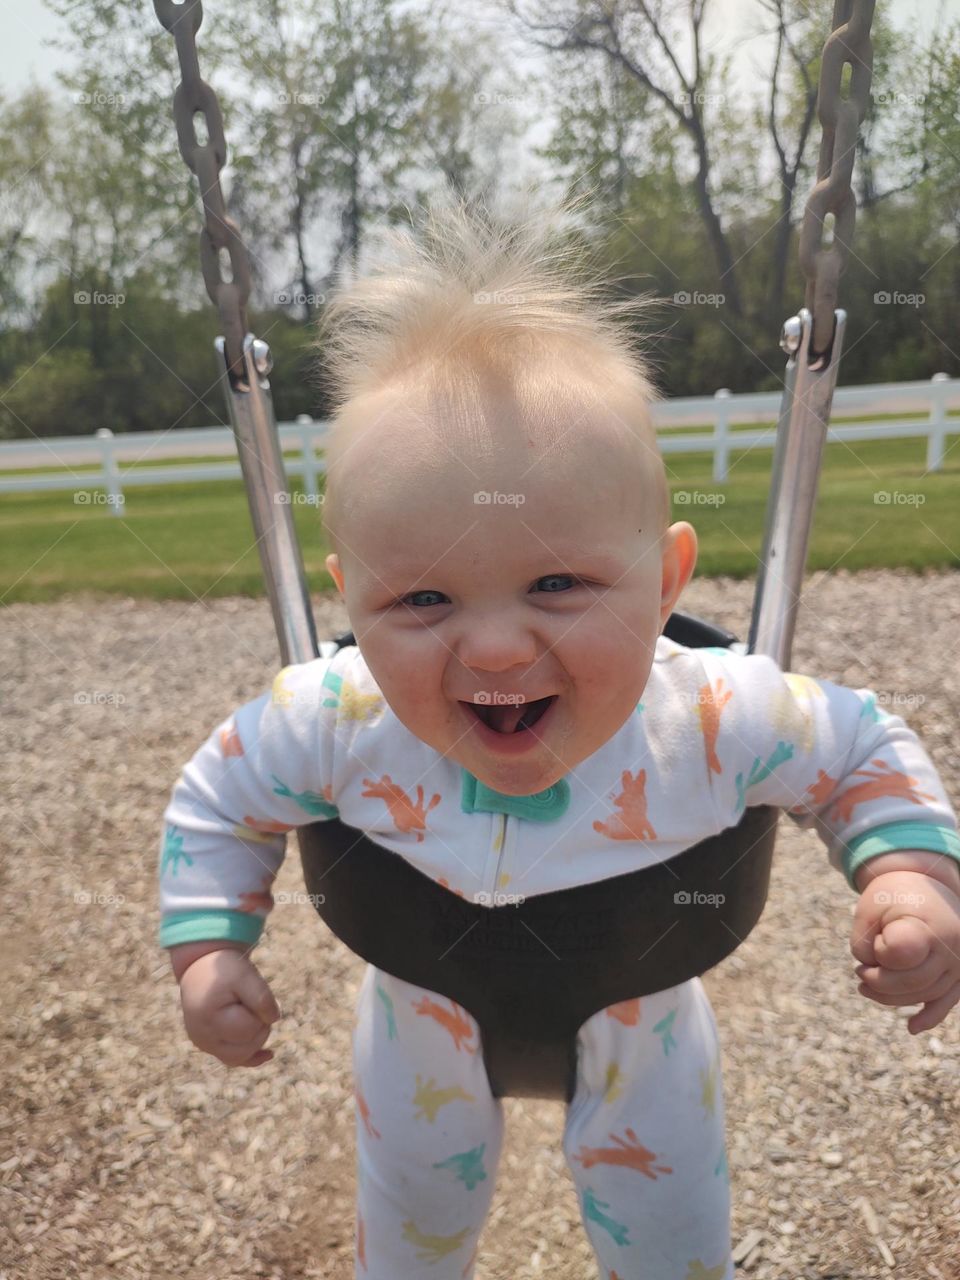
(325, 552), (345, 597)
(659, 521), (698, 622)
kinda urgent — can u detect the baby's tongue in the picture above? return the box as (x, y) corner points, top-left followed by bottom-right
(486, 702), (528, 734)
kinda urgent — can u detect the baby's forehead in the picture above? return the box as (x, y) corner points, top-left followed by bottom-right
(342, 376), (647, 486)
(351, 431), (643, 542)
(325, 362), (662, 568)
(336, 436), (650, 585)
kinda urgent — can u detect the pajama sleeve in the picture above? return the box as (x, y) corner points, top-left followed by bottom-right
(158, 657), (341, 949)
(696, 648), (960, 891)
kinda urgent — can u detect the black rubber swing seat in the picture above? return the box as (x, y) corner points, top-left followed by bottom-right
(297, 610), (778, 1102)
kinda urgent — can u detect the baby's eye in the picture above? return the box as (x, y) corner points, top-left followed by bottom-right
(534, 574), (578, 593)
(402, 590), (449, 608)
(399, 576), (582, 607)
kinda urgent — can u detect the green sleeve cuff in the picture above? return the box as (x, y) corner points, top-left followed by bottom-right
(159, 910), (265, 948)
(842, 821), (960, 891)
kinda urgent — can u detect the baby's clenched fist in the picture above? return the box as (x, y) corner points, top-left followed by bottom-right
(178, 947), (283, 1067)
(851, 868), (960, 1034)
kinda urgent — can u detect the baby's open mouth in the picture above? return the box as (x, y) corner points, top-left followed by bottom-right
(461, 695), (557, 735)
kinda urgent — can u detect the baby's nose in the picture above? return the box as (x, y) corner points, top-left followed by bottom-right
(457, 618), (539, 675)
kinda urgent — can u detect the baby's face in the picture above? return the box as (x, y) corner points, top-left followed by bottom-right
(324, 378), (696, 796)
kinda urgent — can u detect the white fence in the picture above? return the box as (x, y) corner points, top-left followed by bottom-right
(1, 376), (958, 516)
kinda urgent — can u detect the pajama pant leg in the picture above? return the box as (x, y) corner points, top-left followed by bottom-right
(351, 964), (505, 1279)
(562, 976), (733, 1280)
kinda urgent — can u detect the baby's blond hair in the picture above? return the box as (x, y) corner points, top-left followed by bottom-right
(313, 188), (670, 545)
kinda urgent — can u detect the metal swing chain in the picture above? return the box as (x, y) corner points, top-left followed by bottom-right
(154, 0), (251, 384)
(798, 0), (875, 358)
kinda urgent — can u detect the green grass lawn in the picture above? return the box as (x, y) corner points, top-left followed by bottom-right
(1, 435), (958, 603)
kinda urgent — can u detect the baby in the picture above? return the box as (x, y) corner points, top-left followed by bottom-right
(160, 194), (960, 1280)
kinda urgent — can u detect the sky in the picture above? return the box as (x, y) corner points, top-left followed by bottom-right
(5, 0), (959, 99)
(4, 0), (956, 297)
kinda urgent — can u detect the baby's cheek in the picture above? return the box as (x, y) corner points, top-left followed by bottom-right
(396, 689), (456, 747)
(583, 647), (648, 706)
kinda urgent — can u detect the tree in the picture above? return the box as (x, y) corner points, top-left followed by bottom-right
(535, 54), (661, 217)
(752, 0), (821, 329)
(0, 86), (58, 327)
(45, 0), (526, 323)
(504, 0), (746, 317)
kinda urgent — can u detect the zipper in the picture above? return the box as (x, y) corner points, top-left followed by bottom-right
(489, 812), (508, 900)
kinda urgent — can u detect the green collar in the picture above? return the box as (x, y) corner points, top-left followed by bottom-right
(460, 768), (571, 821)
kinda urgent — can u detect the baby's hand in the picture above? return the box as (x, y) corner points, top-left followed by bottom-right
(178, 948), (283, 1067)
(850, 870), (960, 1034)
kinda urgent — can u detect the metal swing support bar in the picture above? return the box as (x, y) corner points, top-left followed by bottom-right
(748, 0), (874, 668)
(212, 333), (320, 668)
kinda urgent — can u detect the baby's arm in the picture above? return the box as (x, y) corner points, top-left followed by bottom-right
(697, 648), (960, 890)
(159, 658), (339, 1064)
(699, 649), (960, 1030)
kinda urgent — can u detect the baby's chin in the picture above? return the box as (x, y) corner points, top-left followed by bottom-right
(456, 754), (570, 797)
(444, 720), (584, 796)
(391, 709), (564, 794)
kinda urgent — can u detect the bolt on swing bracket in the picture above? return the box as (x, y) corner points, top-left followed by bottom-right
(747, 306), (847, 670)
(213, 332), (319, 668)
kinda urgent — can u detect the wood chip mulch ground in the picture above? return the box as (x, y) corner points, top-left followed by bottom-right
(2, 568), (959, 1279)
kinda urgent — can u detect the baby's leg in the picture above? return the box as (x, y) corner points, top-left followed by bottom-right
(562, 976), (733, 1280)
(351, 965), (505, 1279)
